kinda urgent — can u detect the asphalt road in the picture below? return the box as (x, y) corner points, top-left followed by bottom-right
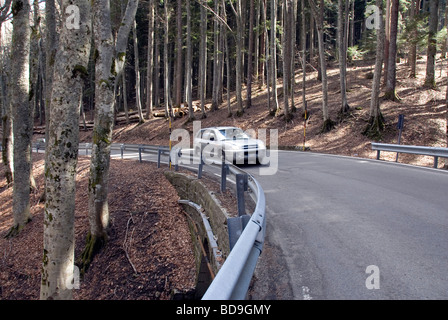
(80, 145), (448, 300)
(245, 151), (448, 300)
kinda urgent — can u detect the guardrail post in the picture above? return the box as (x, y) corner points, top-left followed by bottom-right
(85, 143), (89, 156)
(138, 145), (142, 163)
(434, 156), (439, 168)
(221, 150), (227, 192)
(157, 148), (162, 168)
(236, 174), (248, 216)
(376, 150), (381, 160)
(174, 148), (181, 172)
(198, 151), (204, 179)
(227, 215), (251, 251)
(120, 144), (124, 159)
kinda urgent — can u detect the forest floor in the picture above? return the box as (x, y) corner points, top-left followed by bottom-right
(0, 154), (201, 300)
(1, 55), (447, 300)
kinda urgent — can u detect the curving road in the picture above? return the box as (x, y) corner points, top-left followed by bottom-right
(96, 145), (448, 299)
(245, 151), (448, 300)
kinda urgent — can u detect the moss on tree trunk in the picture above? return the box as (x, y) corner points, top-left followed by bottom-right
(77, 232), (107, 277)
(321, 118), (335, 133)
(363, 113), (385, 140)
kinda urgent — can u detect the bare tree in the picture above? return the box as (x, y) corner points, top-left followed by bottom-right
(146, 0), (155, 119)
(80, 0), (139, 273)
(338, 0), (350, 115)
(132, 20), (145, 124)
(212, 0), (221, 111)
(408, 0), (420, 78)
(246, 0), (255, 109)
(230, 0), (244, 115)
(309, 0), (334, 132)
(424, 0), (439, 88)
(7, 0), (32, 238)
(301, 0), (307, 116)
(364, 0), (385, 138)
(163, 0), (172, 118)
(271, 0), (279, 115)
(384, 0), (399, 101)
(40, 0), (91, 299)
(175, 0), (183, 107)
(199, 1), (207, 118)
(222, 0), (232, 117)
(0, 0), (12, 186)
(185, 0), (193, 121)
(282, 0), (293, 121)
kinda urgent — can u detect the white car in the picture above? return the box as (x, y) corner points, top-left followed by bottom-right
(193, 126), (266, 164)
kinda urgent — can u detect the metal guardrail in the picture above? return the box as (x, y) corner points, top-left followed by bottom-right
(24, 141), (265, 300)
(170, 147), (266, 300)
(371, 142), (448, 168)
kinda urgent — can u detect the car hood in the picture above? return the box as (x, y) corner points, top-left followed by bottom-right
(223, 139), (264, 147)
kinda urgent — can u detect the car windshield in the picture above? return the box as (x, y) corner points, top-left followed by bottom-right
(219, 128), (250, 140)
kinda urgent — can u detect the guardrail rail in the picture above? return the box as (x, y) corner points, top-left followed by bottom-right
(371, 142), (448, 168)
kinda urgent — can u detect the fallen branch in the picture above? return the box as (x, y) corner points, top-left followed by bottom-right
(123, 216), (138, 274)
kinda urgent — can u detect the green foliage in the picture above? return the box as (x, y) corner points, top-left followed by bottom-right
(436, 27), (447, 47)
(347, 46), (366, 63)
(400, 12), (428, 53)
(359, 29), (377, 56)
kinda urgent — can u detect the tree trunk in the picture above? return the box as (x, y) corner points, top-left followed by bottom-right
(301, 0), (307, 115)
(0, 21), (13, 186)
(146, 0), (155, 119)
(199, 4), (207, 118)
(364, 0), (385, 138)
(175, 0), (183, 107)
(40, 0), (91, 300)
(212, 0), (221, 111)
(246, 0), (255, 109)
(254, 0), (261, 87)
(384, 0), (400, 101)
(309, 0), (334, 132)
(259, 0), (266, 88)
(290, 0), (297, 113)
(424, 0), (439, 88)
(221, 0), (232, 117)
(82, 0), (139, 274)
(133, 20), (145, 124)
(164, 0), (172, 118)
(44, 0), (57, 149)
(8, 0), (32, 238)
(154, 11), (160, 108)
(271, 0), (279, 115)
(383, 0), (390, 85)
(232, 0), (244, 116)
(338, 0), (350, 115)
(282, 0), (292, 121)
(122, 70), (129, 124)
(186, 0), (193, 121)
(408, 0), (420, 78)
(262, 0), (272, 113)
